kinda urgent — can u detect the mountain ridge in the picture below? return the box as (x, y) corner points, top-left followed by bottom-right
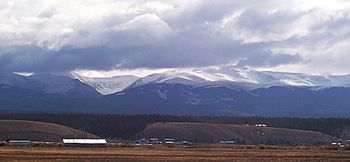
(1, 69), (350, 117)
(71, 68), (350, 95)
(0, 72), (101, 98)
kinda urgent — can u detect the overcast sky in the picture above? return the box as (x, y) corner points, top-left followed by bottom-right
(1, 0), (350, 75)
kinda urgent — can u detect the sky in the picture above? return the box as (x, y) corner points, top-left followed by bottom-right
(1, 0), (350, 76)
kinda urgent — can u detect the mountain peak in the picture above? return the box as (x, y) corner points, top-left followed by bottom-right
(70, 72), (139, 95)
(69, 68), (350, 94)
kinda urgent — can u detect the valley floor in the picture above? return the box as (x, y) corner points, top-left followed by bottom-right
(0, 145), (349, 162)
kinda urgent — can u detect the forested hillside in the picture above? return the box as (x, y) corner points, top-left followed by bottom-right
(0, 113), (349, 140)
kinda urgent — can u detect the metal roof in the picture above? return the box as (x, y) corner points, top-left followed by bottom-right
(63, 139), (107, 144)
(9, 140), (31, 143)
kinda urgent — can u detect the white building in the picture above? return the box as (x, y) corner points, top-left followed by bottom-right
(8, 140), (31, 147)
(255, 124), (267, 127)
(219, 140), (235, 144)
(163, 138), (175, 144)
(63, 139), (107, 147)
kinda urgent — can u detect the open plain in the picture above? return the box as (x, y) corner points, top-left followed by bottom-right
(0, 145), (349, 162)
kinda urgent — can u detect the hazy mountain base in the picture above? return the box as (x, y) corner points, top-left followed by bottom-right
(2, 83), (350, 117)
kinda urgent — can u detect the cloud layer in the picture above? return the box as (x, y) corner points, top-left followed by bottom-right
(0, 0), (350, 74)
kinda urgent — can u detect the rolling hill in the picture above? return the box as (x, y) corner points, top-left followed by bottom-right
(138, 122), (341, 145)
(0, 120), (98, 141)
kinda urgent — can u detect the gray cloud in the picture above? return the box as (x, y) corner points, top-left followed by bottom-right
(0, 0), (349, 73)
(236, 51), (303, 68)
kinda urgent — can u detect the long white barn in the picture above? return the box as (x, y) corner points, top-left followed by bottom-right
(63, 139), (107, 147)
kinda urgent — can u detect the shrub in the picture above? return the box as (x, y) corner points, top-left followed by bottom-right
(322, 145), (339, 150)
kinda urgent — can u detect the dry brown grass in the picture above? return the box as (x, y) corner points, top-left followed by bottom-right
(0, 120), (98, 141)
(0, 145), (349, 162)
(140, 122), (340, 145)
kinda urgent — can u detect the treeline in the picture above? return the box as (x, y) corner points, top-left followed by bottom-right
(0, 113), (349, 139)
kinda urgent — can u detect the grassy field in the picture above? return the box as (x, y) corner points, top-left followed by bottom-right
(0, 120), (98, 142)
(140, 122), (341, 145)
(0, 145), (350, 162)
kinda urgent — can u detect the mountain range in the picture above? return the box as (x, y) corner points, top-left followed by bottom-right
(1, 67), (350, 117)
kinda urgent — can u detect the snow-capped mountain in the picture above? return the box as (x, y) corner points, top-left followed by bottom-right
(127, 71), (208, 89)
(0, 72), (100, 98)
(197, 67), (350, 87)
(245, 71), (350, 87)
(2, 69), (350, 116)
(69, 67), (350, 94)
(123, 67), (350, 90)
(71, 73), (139, 95)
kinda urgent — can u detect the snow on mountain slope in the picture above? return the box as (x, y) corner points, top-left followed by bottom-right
(326, 75), (350, 87)
(194, 67), (350, 88)
(71, 73), (139, 95)
(246, 71), (350, 87)
(126, 67), (350, 89)
(28, 73), (95, 95)
(2, 67), (350, 96)
(127, 71), (209, 89)
(197, 67), (257, 83)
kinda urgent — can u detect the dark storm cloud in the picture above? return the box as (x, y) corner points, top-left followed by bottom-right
(0, 0), (349, 73)
(236, 51), (303, 68)
(0, 39), (265, 72)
